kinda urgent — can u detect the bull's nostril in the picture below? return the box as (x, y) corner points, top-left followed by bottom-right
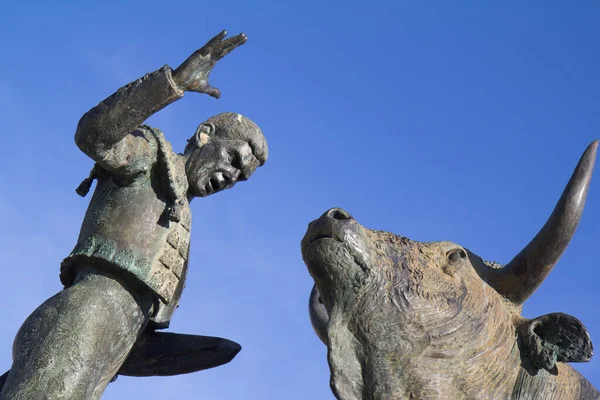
(326, 208), (351, 220)
(332, 210), (349, 220)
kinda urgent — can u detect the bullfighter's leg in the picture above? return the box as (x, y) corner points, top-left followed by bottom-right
(0, 265), (153, 400)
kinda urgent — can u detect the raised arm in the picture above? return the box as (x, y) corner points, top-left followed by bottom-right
(75, 66), (183, 157)
(74, 30), (247, 176)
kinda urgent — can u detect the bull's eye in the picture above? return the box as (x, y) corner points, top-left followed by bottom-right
(447, 248), (467, 263)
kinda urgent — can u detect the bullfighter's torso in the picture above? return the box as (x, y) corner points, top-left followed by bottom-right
(61, 127), (190, 329)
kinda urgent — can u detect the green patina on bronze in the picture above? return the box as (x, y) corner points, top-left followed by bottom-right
(304, 141), (599, 400)
(0, 30), (265, 399)
(62, 126), (191, 328)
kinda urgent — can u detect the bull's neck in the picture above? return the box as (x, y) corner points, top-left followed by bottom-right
(358, 303), (523, 399)
(360, 330), (599, 399)
(361, 340), (522, 399)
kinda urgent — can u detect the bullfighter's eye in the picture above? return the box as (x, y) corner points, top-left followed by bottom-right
(228, 150), (241, 169)
(447, 248), (467, 262)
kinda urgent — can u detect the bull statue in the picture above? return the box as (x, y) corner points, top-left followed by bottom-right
(302, 141), (599, 400)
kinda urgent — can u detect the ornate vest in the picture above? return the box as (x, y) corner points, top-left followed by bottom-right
(61, 128), (190, 329)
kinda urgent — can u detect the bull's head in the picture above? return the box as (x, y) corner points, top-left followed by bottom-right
(302, 142), (598, 400)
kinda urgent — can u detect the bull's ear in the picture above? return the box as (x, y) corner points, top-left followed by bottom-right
(0, 369), (8, 391)
(519, 313), (593, 372)
(309, 284), (329, 345)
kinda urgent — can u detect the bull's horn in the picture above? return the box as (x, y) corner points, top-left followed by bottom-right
(309, 284), (329, 345)
(488, 140), (598, 304)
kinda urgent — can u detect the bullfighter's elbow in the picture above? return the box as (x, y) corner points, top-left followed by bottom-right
(74, 112), (99, 153)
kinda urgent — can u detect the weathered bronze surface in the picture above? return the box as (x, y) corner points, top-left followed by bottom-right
(303, 142), (598, 400)
(0, 30), (268, 399)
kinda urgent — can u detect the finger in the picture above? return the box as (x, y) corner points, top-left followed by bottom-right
(207, 30), (228, 46)
(217, 33), (248, 59)
(204, 86), (221, 99)
(219, 33), (248, 57)
(199, 30), (228, 56)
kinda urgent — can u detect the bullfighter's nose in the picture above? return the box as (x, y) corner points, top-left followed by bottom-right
(322, 208), (352, 220)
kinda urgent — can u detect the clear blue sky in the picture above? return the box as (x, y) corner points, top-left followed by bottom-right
(1, 1), (599, 398)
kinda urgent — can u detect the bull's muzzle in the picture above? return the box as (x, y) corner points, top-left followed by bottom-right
(301, 208), (354, 252)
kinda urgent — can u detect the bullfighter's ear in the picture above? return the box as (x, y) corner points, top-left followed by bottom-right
(519, 313), (593, 372)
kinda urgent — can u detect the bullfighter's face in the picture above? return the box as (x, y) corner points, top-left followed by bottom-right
(184, 115), (266, 198)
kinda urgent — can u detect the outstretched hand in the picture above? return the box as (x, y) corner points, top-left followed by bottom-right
(172, 30), (247, 99)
